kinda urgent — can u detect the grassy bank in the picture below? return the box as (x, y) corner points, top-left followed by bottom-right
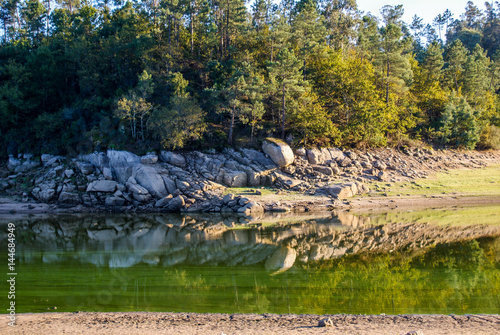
(370, 165), (500, 197)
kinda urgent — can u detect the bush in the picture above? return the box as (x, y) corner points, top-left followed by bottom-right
(439, 95), (481, 149)
(479, 124), (500, 149)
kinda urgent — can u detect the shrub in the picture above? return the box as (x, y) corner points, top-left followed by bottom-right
(439, 95), (481, 149)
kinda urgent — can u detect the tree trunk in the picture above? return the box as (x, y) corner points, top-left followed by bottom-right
(226, 0), (230, 59)
(281, 84), (286, 140)
(168, 15), (172, 55)
(228, 105), (235, 145)
(190, 6), (194, 54)
(250, 122), (255, 143)
(386, 59), (390, 105)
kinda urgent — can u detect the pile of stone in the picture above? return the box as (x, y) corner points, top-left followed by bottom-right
(2, 138), (499, 213)
(0, 140), (289, 211)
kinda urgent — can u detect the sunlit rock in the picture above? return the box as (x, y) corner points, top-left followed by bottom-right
(262, 138), (294, 167)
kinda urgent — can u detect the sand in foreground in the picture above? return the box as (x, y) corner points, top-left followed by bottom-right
(1, 312), (500, 335)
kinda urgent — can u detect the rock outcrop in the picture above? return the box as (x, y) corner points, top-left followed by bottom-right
(2, 145), (499, 214)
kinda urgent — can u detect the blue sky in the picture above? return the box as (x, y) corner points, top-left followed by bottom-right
(356, 0), (478, 26)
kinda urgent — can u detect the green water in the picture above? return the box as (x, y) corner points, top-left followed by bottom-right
(1, 207), (500, 315)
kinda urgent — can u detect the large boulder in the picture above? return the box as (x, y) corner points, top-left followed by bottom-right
(223, 170), (247, 188)
(161, 176), (177, 194)
(15, 159), (41, 173)
(328, 148), (345, 160)
(237, 201), (264, 216)
(58, 192), (81, 204)
(133, 165), (168, 198)
(165, 195), (185, 211)
(319, 182), (363, 200)
(76, 161), (94, 175)
(107, 150), (140, 184)
(306, 148), (326, 165)
(159, 151), (186, 167)
(141, 154), (158, 164)
(127, 178), (152, 202)
(7, 156), (22, 171)
(262, 138), (294, 167)
(32, 185), (56, 202)
(86, 180), (119, 193)
(246, 171), (262, 187)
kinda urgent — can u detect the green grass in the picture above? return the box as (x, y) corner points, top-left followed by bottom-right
(363, 205), (500, 227)
(223, 186), (276, 196)
(369, 165), (500, 197)
(223, 186), (305, 202)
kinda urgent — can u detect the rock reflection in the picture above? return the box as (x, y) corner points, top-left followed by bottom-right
(3, 210), (500, 273)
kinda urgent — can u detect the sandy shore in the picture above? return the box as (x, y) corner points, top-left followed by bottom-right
(2, 312), (500, 335)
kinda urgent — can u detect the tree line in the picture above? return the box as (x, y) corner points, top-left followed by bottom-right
(0, 0), (499, 156)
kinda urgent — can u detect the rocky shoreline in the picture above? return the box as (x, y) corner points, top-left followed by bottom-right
(1, 140), (499, 216)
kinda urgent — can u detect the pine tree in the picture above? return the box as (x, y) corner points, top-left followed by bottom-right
(320, 0), (358, 50)
(20, 0), (47, 44)
(412, 41), (447, 124)
(267, 48), (306, 139)
(375, 5), (413, 105)
(439, 94), (481, 149)
(290, 0), (326, 79)
(463, 44), (491, 105)
(151, 72), (206, 149)
(482, 2), (500, 57)
(464, 1), (483, 30)
(444, 39), (468, 92)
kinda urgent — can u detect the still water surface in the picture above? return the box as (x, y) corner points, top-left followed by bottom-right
(1, 206), (500, 315)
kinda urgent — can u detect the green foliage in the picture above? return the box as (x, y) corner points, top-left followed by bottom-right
(439, 94), (481, 149)
(150, 72), (206, 149)
(309, 49), (387, 146)
(479, 124), (500, 149)
(114, 70), (154, 142)
(267, 48), (307, 139)
(151, 96), (206, 150)
(0, 0), (500, 155)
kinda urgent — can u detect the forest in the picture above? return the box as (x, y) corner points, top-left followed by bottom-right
(0, 0), (499, 156)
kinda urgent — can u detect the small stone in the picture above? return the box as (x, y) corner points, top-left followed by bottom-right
(222, 193), (235, 204)
(103, 167), (113, 180)
(64, 169), (75, 178)
(155, 194), (173, 207)
(140, 154), (158, 164)
(373, 160), (387, 170)
(404, 331), (424, 335)
(238, 197), (250, 206)
(344, 150), (357, 160)
(76, 161), (94, 175)
(318, 317), (333, 327)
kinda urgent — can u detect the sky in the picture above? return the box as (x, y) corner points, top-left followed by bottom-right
(355, 0), (477, 26)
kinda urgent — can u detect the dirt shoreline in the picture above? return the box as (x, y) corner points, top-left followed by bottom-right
(2, 312), (500, 335)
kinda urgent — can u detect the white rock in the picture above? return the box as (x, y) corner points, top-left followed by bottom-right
(262, 138), (294, 167)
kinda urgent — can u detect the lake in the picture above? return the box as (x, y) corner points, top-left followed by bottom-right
(1, 205), (500, 315)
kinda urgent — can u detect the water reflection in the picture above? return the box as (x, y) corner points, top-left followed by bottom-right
(0, 207), (499, 315)
(4, 208), (499, 270)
